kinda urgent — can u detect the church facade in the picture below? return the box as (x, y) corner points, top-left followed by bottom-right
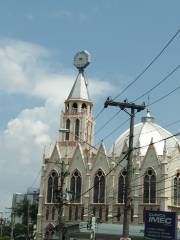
(36, 52), (180, 239)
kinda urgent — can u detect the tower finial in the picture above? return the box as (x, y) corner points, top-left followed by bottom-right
(146, 96), (151, 117)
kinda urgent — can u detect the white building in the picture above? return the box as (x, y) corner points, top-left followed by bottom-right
(36, 51), (180, 240)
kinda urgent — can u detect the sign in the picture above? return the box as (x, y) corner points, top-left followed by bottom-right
(144, 210), (177, 240)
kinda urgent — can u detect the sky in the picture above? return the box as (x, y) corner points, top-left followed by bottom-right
(0, 0), (180, 214)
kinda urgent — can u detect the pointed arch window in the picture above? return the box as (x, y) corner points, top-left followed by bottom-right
(143, 168), (156, 203)
(93, 169), (105, 203)
(75, 119), (80, 140)
(70, 169), (81, 203)
(52, 206), (55, 220)
(72, 102), (78, 112)
(47, 171), (58, 203)
(82, 103), (87, 109)
(118, 169), (126, 203)
(65, 119), (70, 140)
(46, 206), (49, 220)
(174, 172), (180, 205)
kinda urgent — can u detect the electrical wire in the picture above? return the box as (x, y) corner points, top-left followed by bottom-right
(148, 85), (180, 106)
(94, 63), (180, 139)
(94, 28), (180, 121)
(65, 131), (180, 219)
(113, 28), (180, 101)
(133, 63), (180, 102)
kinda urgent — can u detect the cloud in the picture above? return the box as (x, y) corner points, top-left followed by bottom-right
(0, 39), (115, 211)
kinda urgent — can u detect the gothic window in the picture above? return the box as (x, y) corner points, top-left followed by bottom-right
(72, 102), (78, 112)
(75, 205), (78, 220)
(65, 119), (70, 140)
(82, 103), (87, 109)
(131, 208), (134, 223)
(118, 170), (126, 203)
(174, 172), (180, 205)
(143, 168), (156, 203)
(75, 119), (80, 140)
(99, 206), (102, 220)
(66, 103), (69, 112)
(52, 207), (55, 220)
(117, 207), (121, 221)
(93, 207), (96, 216)
(46, 207), (49, 220)
(47, 171), (58, 203)
(69, 206), (72, 221)
(105, 206), (108, 222)
(70, 169), (81, 203)
(81, 207), (84, 221)
(93, 169), (105, 203)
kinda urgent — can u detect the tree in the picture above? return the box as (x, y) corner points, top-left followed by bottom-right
(15, 196), (38, 238)
(13, 223), (27, 238)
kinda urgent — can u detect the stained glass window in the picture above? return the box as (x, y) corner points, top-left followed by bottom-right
(174, 172), (180, 205)
(118, 170), (126, 203)
(70, 169), (81, 203)
(52, 207), (55, 220)
(47, 171), (58, 203)
(143, 168), (156, 203)
(93, 169), (105, 203)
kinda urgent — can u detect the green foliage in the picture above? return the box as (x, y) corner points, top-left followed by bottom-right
(29, 203), (38, 224)
(2, 225), (11, 237)
(13, 223), (27, 237)
(16, 197), (38, 226)
(0, 237), (10, 240)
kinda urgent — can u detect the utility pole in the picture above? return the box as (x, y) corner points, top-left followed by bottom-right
(104, 97), (145, 240)
(56, 161), (68, 240)
(56, 128), (73, 240)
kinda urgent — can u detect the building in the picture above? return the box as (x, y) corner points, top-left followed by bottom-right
(36, 51), (180, 239)
(11, 188), (39, 239)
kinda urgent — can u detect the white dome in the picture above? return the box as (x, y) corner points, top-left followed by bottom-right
(111, 112), (180, 157)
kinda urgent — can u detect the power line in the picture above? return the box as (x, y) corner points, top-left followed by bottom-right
(94, 29), (180, 121)
(98, 85), (180, 146)
(133, 63), (180, 102)
(113, 28), (180, 101)
(66, 131), (180, 219)
(94, 110), (122, 136)
(94, 63), (180, 139)
(148, 85), (180, 106)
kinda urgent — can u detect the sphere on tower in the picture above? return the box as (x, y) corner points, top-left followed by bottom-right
(73, 50), (91, 70)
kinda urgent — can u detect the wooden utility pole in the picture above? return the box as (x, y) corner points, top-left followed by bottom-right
(104, 97), (145, 239)
(55, 160), (70, 240)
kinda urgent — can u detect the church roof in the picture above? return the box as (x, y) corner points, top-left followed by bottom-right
(67, 71), (90, 100)
(110, 111), (180, 157)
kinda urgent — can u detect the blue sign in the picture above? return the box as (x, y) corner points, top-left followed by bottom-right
(144, 210), (177, 240)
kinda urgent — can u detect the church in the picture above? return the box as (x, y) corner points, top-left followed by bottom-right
(36, 51), (180, 239)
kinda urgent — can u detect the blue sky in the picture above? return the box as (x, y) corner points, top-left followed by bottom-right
(0, 1), (180, 213)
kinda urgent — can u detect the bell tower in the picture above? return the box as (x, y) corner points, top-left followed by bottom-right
(60, 50), (94, 148)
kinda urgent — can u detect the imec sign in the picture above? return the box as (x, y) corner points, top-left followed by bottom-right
(144, 210), (177, 240)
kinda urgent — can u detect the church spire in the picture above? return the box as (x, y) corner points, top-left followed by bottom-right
(67, 70), (90, 100)
(67, 50), (91, 101)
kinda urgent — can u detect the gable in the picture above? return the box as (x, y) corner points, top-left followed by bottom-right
(141, 143), (160, 171)
(49, 144), (61, 164)
(92, 143), (110, 174)
(69, 144), (86, 173)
